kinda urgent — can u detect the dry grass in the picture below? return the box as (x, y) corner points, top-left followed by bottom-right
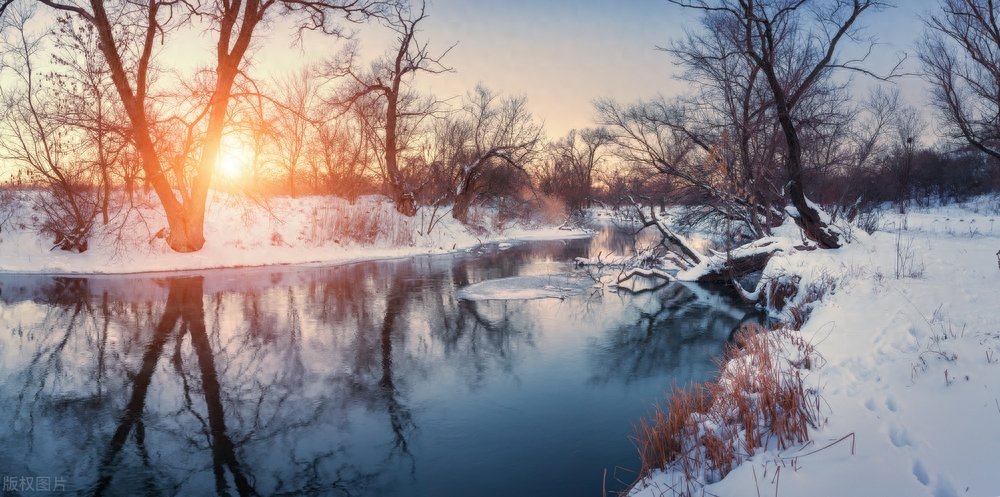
(306, 196), (414, 247)
(630, 324), (823, 496)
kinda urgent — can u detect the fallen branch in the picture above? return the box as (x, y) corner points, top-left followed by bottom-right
(616, 267), (673, 285)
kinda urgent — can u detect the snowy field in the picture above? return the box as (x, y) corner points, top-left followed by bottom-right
(632, 197), (1000, 497)
(0, 191), (587, 274)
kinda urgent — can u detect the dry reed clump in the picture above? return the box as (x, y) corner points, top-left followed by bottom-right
(630, 324), (823, 496)
(307, 197), (414, 247)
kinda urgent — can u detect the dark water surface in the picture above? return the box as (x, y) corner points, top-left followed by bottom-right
(0, 225), (758, 496)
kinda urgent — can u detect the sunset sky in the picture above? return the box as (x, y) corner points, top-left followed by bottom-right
(287, 0), (939, 139)
(1, 0), (949, 141)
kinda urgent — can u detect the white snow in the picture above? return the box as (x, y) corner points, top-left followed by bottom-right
(630, 199), (1000, 497)
(0, 191), (590, 274)
(455, 274), (594, 301)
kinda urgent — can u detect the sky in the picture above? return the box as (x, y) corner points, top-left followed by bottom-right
(245, 0), (687, 138)
(248, 0), (940, 139)
(0, 0), (950, 144)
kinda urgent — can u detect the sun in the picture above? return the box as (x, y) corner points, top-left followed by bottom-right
(216, 133), (253, 183)
(218, 152), (245, 180)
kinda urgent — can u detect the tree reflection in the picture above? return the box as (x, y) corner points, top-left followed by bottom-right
(1, 273), (413, 496)
(0, 234), (751, 497)
(426, 255), (541, 388)
(587, 282), (756, 386)
(379, 273), (416, 470)
(92, 277), (257, 496)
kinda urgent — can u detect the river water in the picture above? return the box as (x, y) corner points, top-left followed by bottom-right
(0, 224), (759, 496)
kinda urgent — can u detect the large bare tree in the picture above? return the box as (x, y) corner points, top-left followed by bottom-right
(662, 7), (787, 237)
(15, 0), (390, 252)
(669, 0), (895, 249)
(324, 0), (452, 216)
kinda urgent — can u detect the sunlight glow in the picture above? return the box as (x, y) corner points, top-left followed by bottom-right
(218, 153), (245, 180)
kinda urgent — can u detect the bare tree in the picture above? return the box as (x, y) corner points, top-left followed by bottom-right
(49, 13), (129, 226)
(541, 127), (612, 213)
(0, 5), (97, 251)
(594, 97), (725, 215)
(919, 0), (1000, 163)
(451, 84), (544, 224)
(890, 105), (926, 213)
(826, 85), (898, 219)
(20, 0), (390, 252)
(270, 69), (319, 196)
(670, 0), (895, 249)
(315, 106), (379, 201)
(418, 112), (476, 206)
(661, 8), (787, 237)
(323, 0), (452, 216)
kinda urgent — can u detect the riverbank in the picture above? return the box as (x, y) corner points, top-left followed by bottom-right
(0, 191), (589, 274)
(630, 198), (1000, 496)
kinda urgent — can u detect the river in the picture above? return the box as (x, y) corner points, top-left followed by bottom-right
(0, 224), (760, 496)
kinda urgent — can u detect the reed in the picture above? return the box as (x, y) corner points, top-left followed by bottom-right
(630, 324), (822, 496)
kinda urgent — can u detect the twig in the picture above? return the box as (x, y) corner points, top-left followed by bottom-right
(771, 465), (780, 497)
(753, 465), (762, 497)
(616, 267), (673, 284)
(790, 432), (856, 458)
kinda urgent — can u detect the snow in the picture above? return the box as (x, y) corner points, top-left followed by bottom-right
(455, 274), (594, 301)
(630, 199), (1000, 496)
(0, 191), (591, 274)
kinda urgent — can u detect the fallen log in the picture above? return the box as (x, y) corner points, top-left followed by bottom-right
(616, 267), (673, 285)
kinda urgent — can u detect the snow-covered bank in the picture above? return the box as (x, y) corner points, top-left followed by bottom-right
(631, 199), (1000, 496)
(0, 191), (589, 274)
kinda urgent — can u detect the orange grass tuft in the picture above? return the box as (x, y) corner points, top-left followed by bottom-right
(630, 324), (823, 495)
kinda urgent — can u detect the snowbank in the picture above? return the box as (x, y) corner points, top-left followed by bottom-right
(0, 191), (590, 274)
(630, 199), (1000, 496)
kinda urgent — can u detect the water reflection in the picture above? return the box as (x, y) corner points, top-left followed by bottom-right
(0, 232), (758, 496)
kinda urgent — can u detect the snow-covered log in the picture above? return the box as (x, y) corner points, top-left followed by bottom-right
(626, 200), (801, 299)
(679, 238), (794, 285)
(632, 200), (703, 266)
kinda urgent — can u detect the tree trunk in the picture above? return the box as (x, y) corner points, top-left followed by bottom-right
(775, 111), (841, 249)
(384, 69), (416, 217)
(451, 171), (475, 223)
(162, 202), (206, 253)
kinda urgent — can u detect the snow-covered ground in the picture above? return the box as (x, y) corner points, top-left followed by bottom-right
(632, 198), (1000, 496)
(0, 191), (588, 274)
